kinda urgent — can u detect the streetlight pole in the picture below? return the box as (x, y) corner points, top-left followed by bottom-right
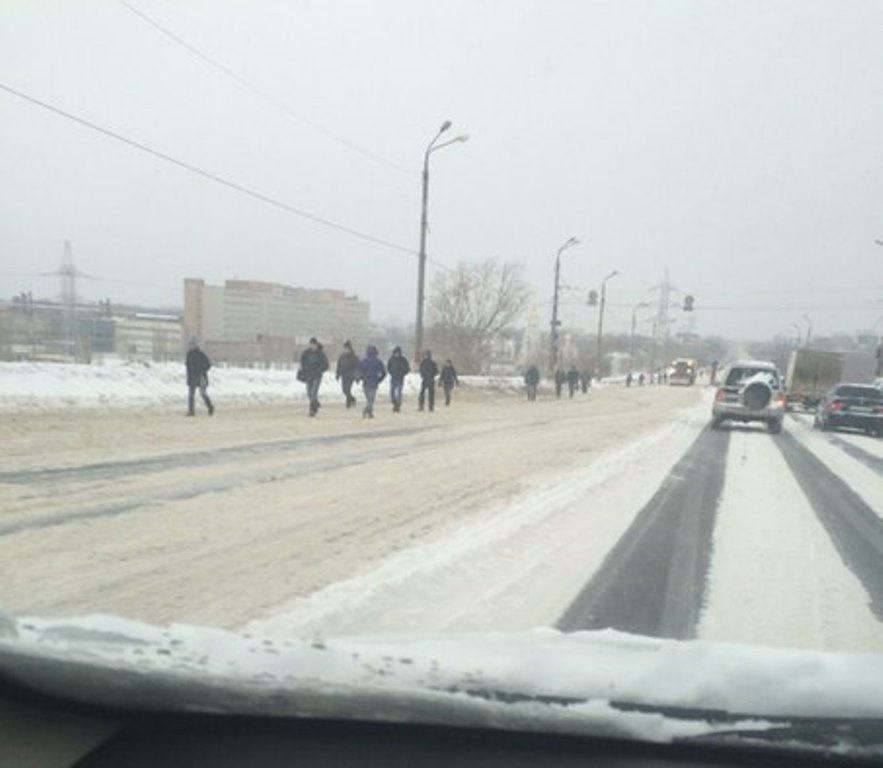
(596, 270), (618, 378)
(549, 237), (579, 373)
(803, 314), (813, 346)
(630, 300), (650, 374)
(414, 120), (468, 361)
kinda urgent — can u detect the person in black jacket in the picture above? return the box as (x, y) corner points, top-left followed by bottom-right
(299, 337), (329, 417)
(387, 346), (410, 413)
(185, 337), (214, 416)
(335, 340), (360, 408)
(566, 365), (580, 398)
(418, 350), (439, 412)
(438, 359), (459, 407)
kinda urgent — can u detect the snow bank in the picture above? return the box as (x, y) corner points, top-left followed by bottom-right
(0, 361), (530, 413)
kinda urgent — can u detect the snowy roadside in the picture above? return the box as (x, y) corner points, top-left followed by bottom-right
(244, 398), (709, 637)
(0, 360), (640, 413)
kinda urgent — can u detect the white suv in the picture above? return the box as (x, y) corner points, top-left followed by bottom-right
(711, 360), (785, 434)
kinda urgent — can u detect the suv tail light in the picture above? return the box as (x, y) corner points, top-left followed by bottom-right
(714, 389), (726, 402)
(827, 401), (844, 412)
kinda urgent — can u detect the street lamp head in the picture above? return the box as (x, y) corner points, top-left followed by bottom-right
(440, 120), (452, 133)
(604, 270), (619, 282)
(453, 134), (469, 143)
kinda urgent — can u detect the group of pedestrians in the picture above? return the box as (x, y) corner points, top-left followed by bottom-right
(301, 339), (459, 419)
(524, 364), (592, 402)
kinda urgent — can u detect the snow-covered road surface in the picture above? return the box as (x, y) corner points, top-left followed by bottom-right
(1, 382), (882, 654)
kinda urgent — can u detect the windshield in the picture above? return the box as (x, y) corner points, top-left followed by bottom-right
(724, 367), (780, 388)
(1, 0), (883, 761)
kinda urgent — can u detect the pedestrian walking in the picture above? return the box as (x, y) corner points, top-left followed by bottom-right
(554, 369), (565, 399)
(438, 359), (459, 406)
(579, 370), (589, 394)
(359, 345), (386, 419)
(566, 365), (580, 398)
(524, 364), (540, 402)
(185, 337), (214, 416)
(418, 350), (439, 411)
(638, 372), (645, 386)
(387, 346), (410, 412)
(626, 372), (633, 388)
(298, 337), (329, 417)
(335, 339), (361, 408)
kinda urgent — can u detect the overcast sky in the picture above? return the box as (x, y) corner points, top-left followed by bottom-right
(1, 0), (882, 341)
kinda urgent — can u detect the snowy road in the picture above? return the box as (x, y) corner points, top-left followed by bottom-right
(1, 385), (882, 653)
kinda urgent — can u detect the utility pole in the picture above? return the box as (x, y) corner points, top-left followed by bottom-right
(414, 121), (468, 362)
(59, 240), (83, 362)
(596, 270), (618, 377)
(650, 268), (674, 379)
(549, 237), (579, 373)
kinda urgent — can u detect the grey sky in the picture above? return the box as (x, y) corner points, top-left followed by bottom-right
(1, 0), (881, 341)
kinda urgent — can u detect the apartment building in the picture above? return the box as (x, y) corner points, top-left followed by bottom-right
(183, 278), (370, 365)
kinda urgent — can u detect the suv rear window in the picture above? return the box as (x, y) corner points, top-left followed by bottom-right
(835, 385), (883, 400)
(724, 367), (780, 388)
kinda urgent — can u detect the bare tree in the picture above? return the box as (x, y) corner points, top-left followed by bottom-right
(427, 259), (529, 373)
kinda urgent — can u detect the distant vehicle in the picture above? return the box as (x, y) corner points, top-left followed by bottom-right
(813, 383), (883, 437)
(785, 349), (843, 411)
(669, 358), (696, 386)
(711, 360), (785, 434)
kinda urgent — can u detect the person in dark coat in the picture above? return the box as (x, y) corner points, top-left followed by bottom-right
(580, 370), (590, 394)
(524, 364), (540, 402)
(335, 340), (361, 408)
(554, 369), (565, 399)
(438, 359), (459, 407)
(298, 337), (329, 417)
(566, 365), (580, 398)
(387, 346), (410, 412)
(359, 345), (386, 419)
(418, 350), (439, 412)
(185, 337), (214, 416)
(626, 372), (633, 388)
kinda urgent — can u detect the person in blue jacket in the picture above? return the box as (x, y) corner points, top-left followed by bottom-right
(359, 345), (386, 419)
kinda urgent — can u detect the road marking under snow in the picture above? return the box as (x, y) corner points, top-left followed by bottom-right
(698, 428), (883, 653)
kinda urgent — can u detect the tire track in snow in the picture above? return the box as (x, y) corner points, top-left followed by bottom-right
(776, 431), (883, 621)
(556, 426), (729, 639)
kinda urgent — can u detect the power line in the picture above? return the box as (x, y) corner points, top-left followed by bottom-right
(118, 0), (414, 175)
(0, 80), (417, 258)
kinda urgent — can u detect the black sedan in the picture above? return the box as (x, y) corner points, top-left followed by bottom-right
(814, 383), (883, 436)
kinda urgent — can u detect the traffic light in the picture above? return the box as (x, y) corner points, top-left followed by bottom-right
(587, 290), (598, 307)
(683, 294), (695, 312)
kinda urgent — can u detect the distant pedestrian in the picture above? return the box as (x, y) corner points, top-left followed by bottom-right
(566, 366), (580, 398)
(418, 350), (439, 412)
(298, 337), (329, 417)
(359, 345), (386, 419)
(335, 340), (361, 408)
(524, 364), (540, 401)
(638, 372), (645, 386)
(185, 337), (214, 417)
(438, 359), (459, 406)
(626, 372), (633, 388)
(554, 369), (565, 399)
(387, 346), (410, 412)
(580, 370), (589, 394)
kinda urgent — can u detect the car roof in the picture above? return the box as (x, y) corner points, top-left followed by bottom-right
(726, 360), (778, 370)
(835, 383), (881, 391)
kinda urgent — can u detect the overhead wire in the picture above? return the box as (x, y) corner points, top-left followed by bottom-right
(0, 80), (418, 258)
(117, 0), (415, 175)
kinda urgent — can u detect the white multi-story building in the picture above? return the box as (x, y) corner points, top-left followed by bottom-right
(183, 278), (370, 364)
